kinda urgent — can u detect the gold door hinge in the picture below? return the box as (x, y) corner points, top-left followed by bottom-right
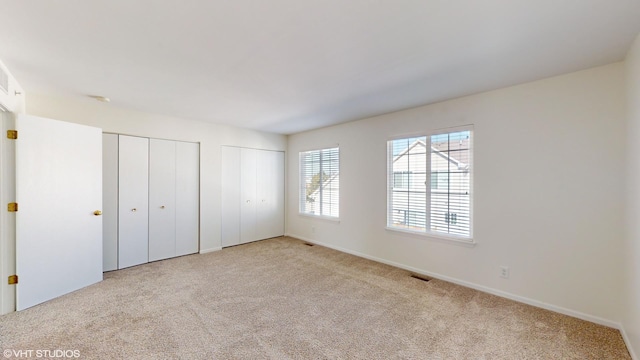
(7, 202), (18, 212)
(8, 275), (18, 285)
(6, 130), (17, 139)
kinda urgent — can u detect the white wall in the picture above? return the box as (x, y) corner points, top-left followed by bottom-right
(624, 33), (640, 359)
(26, 93), (287, 253)
(287, 62), (626, 326)
(0, 59), (25, 113)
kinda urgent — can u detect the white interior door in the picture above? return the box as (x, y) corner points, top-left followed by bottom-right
(118, 135), (149, 269)
(256, 150), (273, 240)
(102, 133), (118, 271)
(256, 150), (285, 240)
(221, 146), (240, 247)
(0, 109), (16, 315)
(175, 141), (199, 256)
(149, 139), (176, 262)
(16, 114), (103, 311)
(270, 151), (285, 238)
(240, 148), (257, 244)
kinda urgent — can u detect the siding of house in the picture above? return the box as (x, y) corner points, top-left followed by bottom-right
(390, 140), (428, 229)
(390, 137), (471, 236)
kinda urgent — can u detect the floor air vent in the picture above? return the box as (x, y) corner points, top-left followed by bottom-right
(410, 274), (431, 282)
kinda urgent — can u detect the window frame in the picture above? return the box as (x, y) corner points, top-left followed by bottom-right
(386, 126), (474, 244)
(299, 146), (340, 220)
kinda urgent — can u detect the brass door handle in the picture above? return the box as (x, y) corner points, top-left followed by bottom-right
(160, 205), (165, 209)
(93, 210), (102, 216)
(131, 208), (137, 212)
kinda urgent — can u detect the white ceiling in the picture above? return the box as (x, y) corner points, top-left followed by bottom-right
(1, 1), (639, 134)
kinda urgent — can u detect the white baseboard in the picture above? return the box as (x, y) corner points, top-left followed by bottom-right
(199, 247), (222, 254)
(620, 326), (638, 360)
(286, 233), (620, 329)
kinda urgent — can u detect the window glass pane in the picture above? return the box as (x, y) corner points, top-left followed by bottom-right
(428, 131), (471, 237)
(388, 137), (426, 231)
(447, 131), (471, 151)
(388, 129), (472, 238)
(300, 147), (339, 218)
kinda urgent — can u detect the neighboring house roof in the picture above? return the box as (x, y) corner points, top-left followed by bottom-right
(393, 140), (469, 171)
(308, 173), (339, 199)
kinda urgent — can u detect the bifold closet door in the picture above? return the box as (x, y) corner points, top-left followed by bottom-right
(102, 133), (118, 272)
(149, 139), (177, 262)
(221, 146), (241, 247)
(221, 147), (285, 248)
(175, 141), (199, 256)
(256, 150), (285, 240)
(118, 135), (149, 269)
(272, 151), (285, 237)
(240, 148), (257, 244)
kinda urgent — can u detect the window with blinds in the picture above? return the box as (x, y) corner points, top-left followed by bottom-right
(387, 128), (472, 239)
(299, 147), (339, 218)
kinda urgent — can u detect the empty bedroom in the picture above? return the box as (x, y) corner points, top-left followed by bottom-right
(1, 1), (640, 359)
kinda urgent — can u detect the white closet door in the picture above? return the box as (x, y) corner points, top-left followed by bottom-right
(149, 139), (176, 262)
(256, 150), (273, 240)
(221, 146), (240, 247)
(270, 151), (285, 237)
(118, 135), (149, 269)
(257, 150), (285, 240)
(240, 148), (257, 244)
(15, 115), (103, 310)
(102, 133), (118, 271)
(175, 141), (199, 256)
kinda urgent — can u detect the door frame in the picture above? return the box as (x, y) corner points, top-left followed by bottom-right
(0, 107), (16, 314)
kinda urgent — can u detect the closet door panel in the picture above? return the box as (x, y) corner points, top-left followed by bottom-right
(148, 139), (176, 262)
(270, 151), (285, 238)
(256, 150), (273, 240)
(176, 141), (199, 256)
(118, 135), (149, 269)
(256, 150), (285, 240)
(221, 146), (241, 247)
(240, 148), (257, 244)
(102, 133), (118, 272)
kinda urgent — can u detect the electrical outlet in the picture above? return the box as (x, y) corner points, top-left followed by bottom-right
(500, 266), (509, 279)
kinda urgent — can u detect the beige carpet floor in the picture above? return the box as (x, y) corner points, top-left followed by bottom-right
(0, 237), (631, 359)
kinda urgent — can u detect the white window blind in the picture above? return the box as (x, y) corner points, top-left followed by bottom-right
(300, 147), (339, 218)
(387, 129), (472, 238)
(389, 136), (428, 229)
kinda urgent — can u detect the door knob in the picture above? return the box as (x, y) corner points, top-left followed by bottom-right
(93, 210), (102, 216)
(160, 205), (165, 209)
(131, 208), (137, 212)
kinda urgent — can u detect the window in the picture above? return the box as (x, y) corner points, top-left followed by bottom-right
(431, 172), (449, 190)
(300, 147), (339, 218)
(387, 128), (472, 239)
(393, 171), (411, 190)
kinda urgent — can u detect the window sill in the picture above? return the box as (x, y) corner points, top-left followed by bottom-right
(298, 213), (341, 223)
(385, 227), (476, 247)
